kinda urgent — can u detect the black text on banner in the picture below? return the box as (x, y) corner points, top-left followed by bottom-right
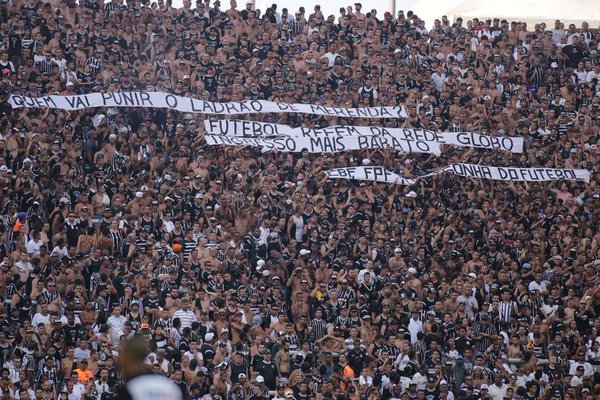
(325, 167), (416, 185)
(204, 120), (524, 153)
(9, 92), (407, 119)
(444, 163), (591, 182)
(204, 134), (441, 155)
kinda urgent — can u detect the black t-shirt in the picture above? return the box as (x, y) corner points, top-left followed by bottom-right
(254, 360), (278, 389)
(423, 386), (439, 400)
(100, 391), (118, 400)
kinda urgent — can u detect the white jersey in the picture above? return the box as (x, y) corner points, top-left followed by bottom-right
(119, 373), (183, 400)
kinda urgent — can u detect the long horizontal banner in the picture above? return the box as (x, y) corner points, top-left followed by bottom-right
(9, 92), (407, 119)
(205, 119), (371, 137)
(204, 134), (441, 155)
(204, 120), (523, 153)
(326, 167), (416, 185)
(326, 164), (590, 185)
(443, 163), (591, 182)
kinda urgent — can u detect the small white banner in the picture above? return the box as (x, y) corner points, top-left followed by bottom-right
(325, 167), (416, 185)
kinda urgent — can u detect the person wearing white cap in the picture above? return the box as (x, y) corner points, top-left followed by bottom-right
(283, 390), (295, 400)
(217, 328), (233, 354)
(439, 380), (455, 400)
(239, 0), (253, 19)
(388, 247), (406, 270)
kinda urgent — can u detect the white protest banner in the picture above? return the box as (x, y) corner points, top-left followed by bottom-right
(443, 163), (591, 182)
(9, 92), (407, 119)
(326, 167), (416, 185)
(205, 134), (441, 155)
(204, 120), (523, 153)
(204, 120), (377, 137)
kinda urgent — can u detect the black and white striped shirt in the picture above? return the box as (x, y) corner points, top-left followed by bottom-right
(103, 1), (117, 15)
(308, 318), (327, 340)
(183, 239), (197, 259)
(35, 365), (59, 384)
(85, 56), (103, 75)
(40, 289), (58, 306)
(289, 20), (306, 37)
(109, 229), (123, 256)
(134, 238), (148, 253)
(157, 264), (175, 276)
(472, 320), (498, 353)
(337, 288), (355, 308)
(90, 273), (103, 294)
(499, 300), (516, 322)
(285, 333), (299, 351)
(35, 58), (55, 76)
(0, 213), (14, 243)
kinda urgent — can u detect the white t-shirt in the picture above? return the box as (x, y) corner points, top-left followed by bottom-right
(431, 72), (446, 92)
(51, 246), (69, 258)
(121, 373), (183, 400)
(408, 318), (423, 344)
(528, 280), (547, 293)
(107, 314), (128, 340)
(32, 312), (51, 329)
(25, 238), (44, 254)
(550, 29), (566, 44)
(586, 70), (600, 82)
(487, 382), (508, 400)
(323, 52), (340, 67)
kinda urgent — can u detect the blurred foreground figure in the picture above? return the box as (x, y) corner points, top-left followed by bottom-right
(118, 336), (184, 400)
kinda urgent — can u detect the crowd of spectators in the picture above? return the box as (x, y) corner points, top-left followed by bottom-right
(0, 0), (599, 400)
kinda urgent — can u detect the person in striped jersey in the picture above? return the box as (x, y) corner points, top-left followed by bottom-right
(172, 298), (198, 331)
(34, 51), (55, 76)
(498, 290), (519, 323)
(307, 308), (328, 341)
(471, 312), (498, 355)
